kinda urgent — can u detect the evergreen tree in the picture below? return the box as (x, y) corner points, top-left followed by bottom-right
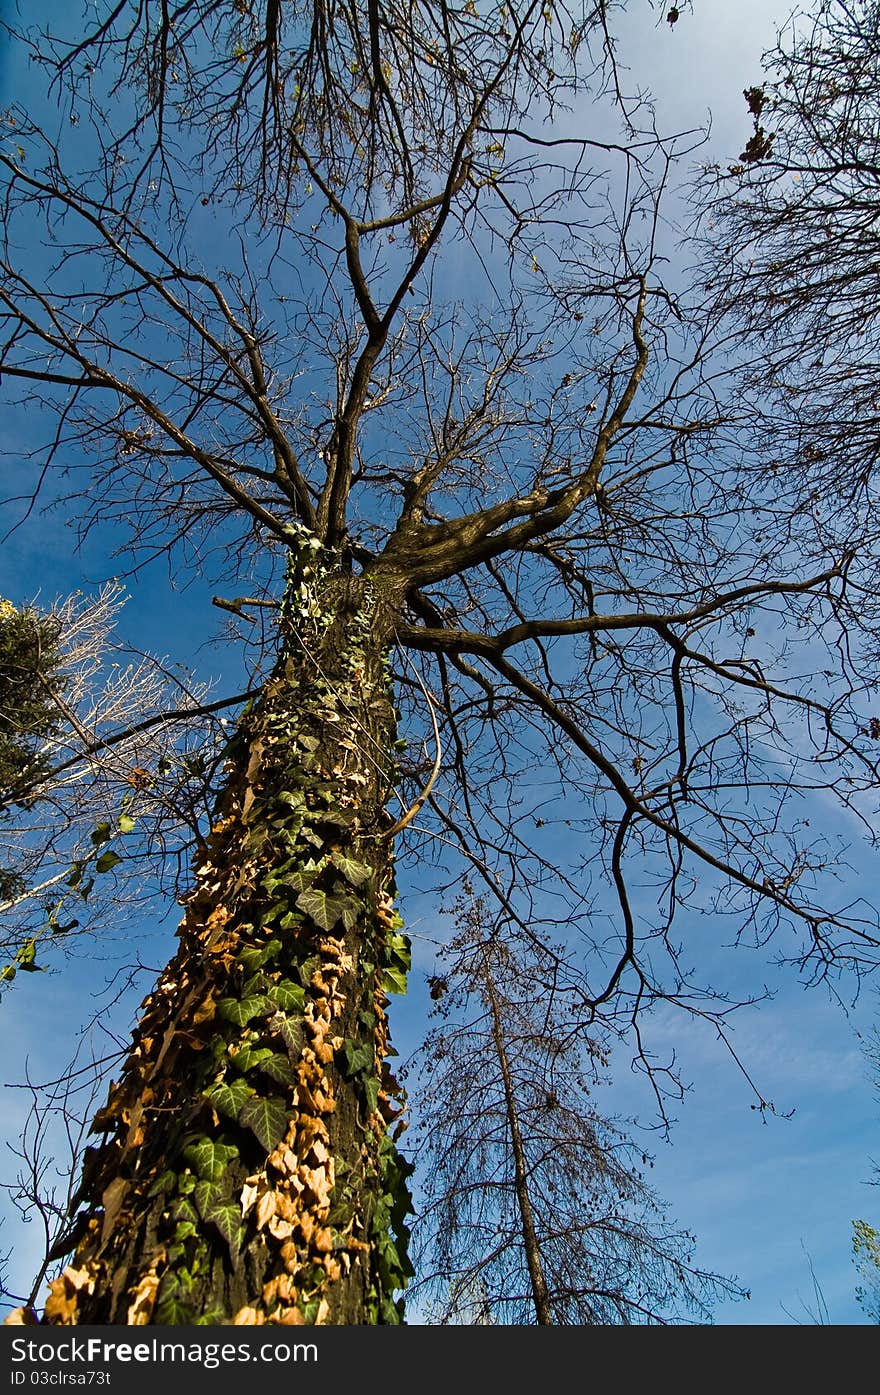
(0, 597), (62, 806)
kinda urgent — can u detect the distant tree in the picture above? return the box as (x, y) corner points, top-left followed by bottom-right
(1, 1036), (109, 1317)
(0, 0), (878, 1327)
(0, 596), (63, 812)
(408, 896), (743, 1324)
(0, 583), (241, 988)
(852, 1011), (879, 1324)
(852, 1220), (880, 1323)
(700, 0), (880, 597)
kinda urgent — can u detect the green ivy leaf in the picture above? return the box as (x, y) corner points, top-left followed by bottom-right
(298, 1296), (322, 1324)
(146, 1169), (177, 1200)
(238, 1094), (290, 1151)
(278, 790), (307, 810)
(193, 1178), (222, 1218)
(156, 1271), (195, 1325)
(216, 995), (271, 1027)
(375, 1230), (410, 1290)
(315, 807), (355, 829)
(267, 980), (305, 1012)
(183, 1139), (238, 1182)
(259, 1052), (296, 1085)
(229, 1045), (274, 1074)
(380, 1294), (405, 1324)
(284, 869), (319, 893)
(341, 1039), (374, 1078)
(204, 1077), (254, 1119)
(241, 972), (269, 998)
(300, 884), (362, 932)
(172, 1197), (199, 1226)
(382, 931), (411, 973)
(336, 896), (362, 931)
(273, 1012), (303, 1059)
(382, 965), (408, 995)
(295, 887), (343, 930)
(329, 851), (372, 887)
(117, 813), (137, 834)
(90, 822), (113, 847)
(295, 955), (320, 987)
(199, 1195), (245, 1256)
(237, 940), (282, 973)
(260, 862), (300, 895)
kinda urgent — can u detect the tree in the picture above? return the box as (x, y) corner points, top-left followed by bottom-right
(1, 1034), (111, 1317)
(852, 1006), (880, 1323)
(699, 9), (880, 1326)
(0, 596), (64, 810)
(852, 1220), (880, 1323)
(0, 582), (241, 990)
(408, 895), (745, 1324)
(1, 0), (879, 1326)
(699, 0), (880, 582)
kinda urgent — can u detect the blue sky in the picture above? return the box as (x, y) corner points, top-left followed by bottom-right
(0, 0), (878, 1325)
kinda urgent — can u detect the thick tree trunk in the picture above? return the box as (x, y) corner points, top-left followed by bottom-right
(34, 549), (414, 1325)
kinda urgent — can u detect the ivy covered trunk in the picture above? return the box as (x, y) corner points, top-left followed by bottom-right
(37, 546), (414, 1325)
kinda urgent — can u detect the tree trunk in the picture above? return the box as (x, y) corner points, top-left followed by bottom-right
(35, 547), (414, 1325)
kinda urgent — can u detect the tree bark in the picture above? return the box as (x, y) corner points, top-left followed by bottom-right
(35, 547), (414, 1325)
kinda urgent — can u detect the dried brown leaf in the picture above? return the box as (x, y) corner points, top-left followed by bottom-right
(233, 1306), (265, 1325)
(274, 1306), (306, 1325)
(255, 1190), (277, 1230)
(313, 1227), (334, 1254)
(126, 1270), (160, 1325)
(3, 1307), (38, 1325)
(100, 1176), (129, 1243)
